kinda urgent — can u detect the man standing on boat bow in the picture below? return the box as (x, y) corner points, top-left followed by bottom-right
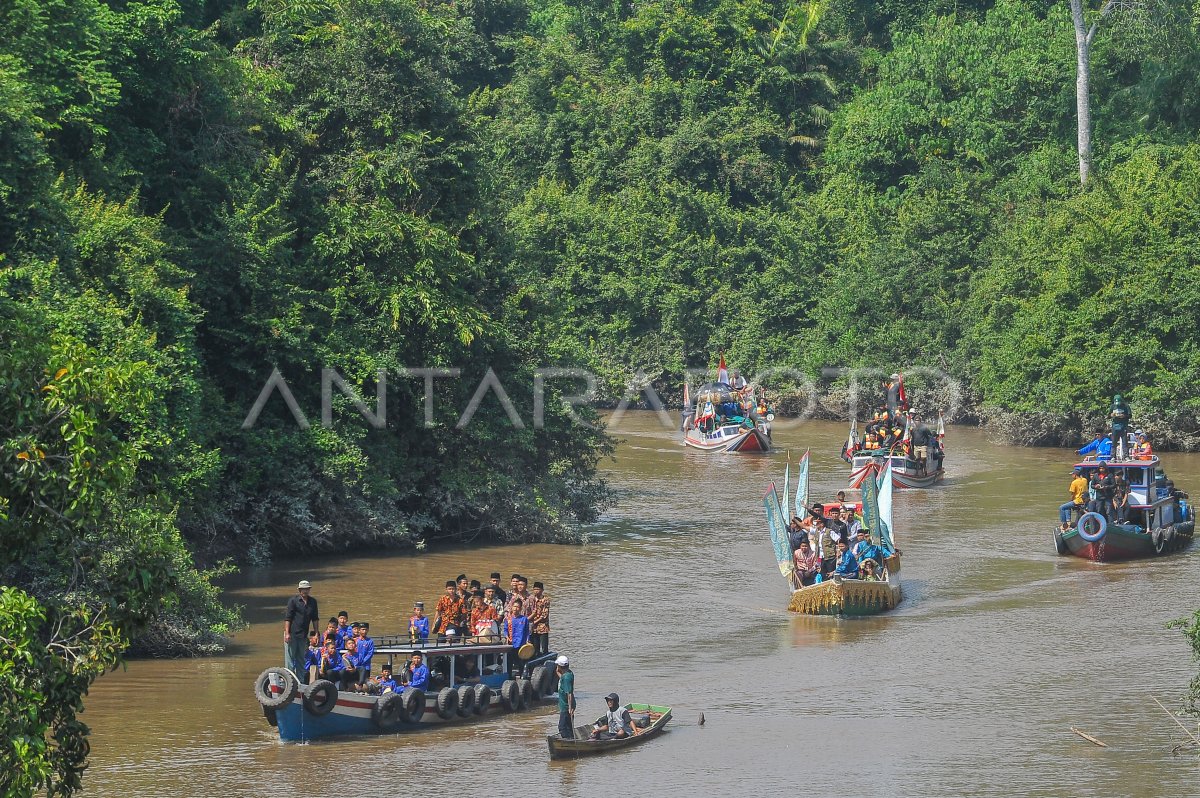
(556, 655), (575, 739)
(283, 580), (318, 683)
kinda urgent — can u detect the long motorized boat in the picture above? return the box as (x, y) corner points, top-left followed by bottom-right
(845, 414), (945, 489)
(254, 637), (559, 741)
(765, 455), (902, 616)
(681, 380), (772, 453)
(547, 704), (672, 759)
(1053, 454), (1194, 562)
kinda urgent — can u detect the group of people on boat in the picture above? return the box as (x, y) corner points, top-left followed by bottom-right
(281, 572), (553, 694)
(786, 496), (889, 588)
(1058, 464), (1136, 530)
(843, 376), (943, 474)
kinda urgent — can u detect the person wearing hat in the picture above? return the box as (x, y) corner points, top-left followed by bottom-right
(351, 622), (374, 690)
(409, 601), (430, 643)
(1077, 431), (1113, 461)
(433, 580), (465, 639)
(488, 572), (507, 603)
(555, 655), (575, 740)
(504, 596), (531, 673)
(1061, 467), (1089, 530)
(527, 581), (551, 657)
(1132, 430), (1153, 460)
(590, 693), (636, 740)
(1110, 393), (1132, 456)
(283, 580), (319, 682)
(334, 610), (354, 650)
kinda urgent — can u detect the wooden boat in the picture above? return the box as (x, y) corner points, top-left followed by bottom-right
(1053, 454), (1194, 562)
(844, 413), (945, 489)
(765, 459), (903, 616)
(254, 638), (560, 742)
(681, 380), (772, 453)
(547, 704), (672, 759)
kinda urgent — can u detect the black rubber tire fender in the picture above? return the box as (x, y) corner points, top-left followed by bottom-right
(303, 679), (338, 716)
(373, 691), (405, 729)
(456, 684), (476, 717)
(1153, 527), (1167, 554)
(529, 665), (547, 700)
(1165, 525), (1178, 551)
(263, 704), (278, 727)
(400, 687), (424, 722)
(435, 686), (458, 719)
(499, 679), (519, 712)
(517, 678), (533, 709)
(472, 684), (493, 715)
(254, 667), (299, 710)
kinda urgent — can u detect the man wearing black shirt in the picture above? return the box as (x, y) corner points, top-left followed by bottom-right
(489, 572), (507, 603)
(284, 580), (319, 683)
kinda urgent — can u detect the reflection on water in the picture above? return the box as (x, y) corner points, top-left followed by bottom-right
(82, 413), (1200, 797)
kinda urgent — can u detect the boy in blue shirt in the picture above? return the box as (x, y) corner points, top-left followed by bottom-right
(409, 602), (430, 643)
(351, 622), (374, 691)
(406, 652), (429, 692)
(371, 664), (399, 694)
(833, 539), (860, 579)
(302, 631), (322, 684)
(334, 612), (354, 649)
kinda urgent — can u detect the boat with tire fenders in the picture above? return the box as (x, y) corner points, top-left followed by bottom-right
(254, 638), (559, 742)
(1053, 454), (1194, 562)
(547, 703), (672, 759)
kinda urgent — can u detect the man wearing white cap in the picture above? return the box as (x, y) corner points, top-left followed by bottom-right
(283, 580), (319, 682)
(555, 655), (575, 740)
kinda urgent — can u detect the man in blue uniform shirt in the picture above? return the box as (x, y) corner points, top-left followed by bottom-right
(409, 602), (430, 643)
(833, 539), (860, 579)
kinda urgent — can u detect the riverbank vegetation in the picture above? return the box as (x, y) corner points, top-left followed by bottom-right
(3, 0), (1200, 792)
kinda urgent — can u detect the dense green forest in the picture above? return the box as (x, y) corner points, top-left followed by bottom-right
(3, 0), (1200, 792)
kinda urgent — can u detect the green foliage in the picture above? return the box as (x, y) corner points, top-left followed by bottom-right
(1169, 606), (1200, 716)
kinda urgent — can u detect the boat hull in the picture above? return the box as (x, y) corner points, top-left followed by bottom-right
(788, 554), (902, 616)
(272, 684), (558, 741)
(1056, 522), (1194, 562)
(547, 704), (671, 759)
(849, 456), (942, 489)
(684, 425), (770, 453)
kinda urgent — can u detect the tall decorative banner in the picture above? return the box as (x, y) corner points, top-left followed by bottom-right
(861, 464), (879, 545)
(782, 457), (791, 523)
(795, 449), (810, 520)
(763, 483), (793, 585)
(877, 460), (895, 551)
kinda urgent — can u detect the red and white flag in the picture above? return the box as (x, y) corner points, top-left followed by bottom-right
(717, 353), (728, 384)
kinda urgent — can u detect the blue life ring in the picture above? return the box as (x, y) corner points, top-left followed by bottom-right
(1077, 512), (1107, 543)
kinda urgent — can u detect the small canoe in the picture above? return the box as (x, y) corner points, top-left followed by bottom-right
(546, 704), (672, 759)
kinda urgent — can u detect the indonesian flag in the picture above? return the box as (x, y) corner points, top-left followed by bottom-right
(937, 413), (945, 439)
(717, 353), (728, 384)
(683, 380), (690, 409)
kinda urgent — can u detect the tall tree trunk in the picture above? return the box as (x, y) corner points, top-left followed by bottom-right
(1070, 0), (1094, 186)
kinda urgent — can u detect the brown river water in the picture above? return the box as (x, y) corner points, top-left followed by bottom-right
(82, 413), (1200, 797)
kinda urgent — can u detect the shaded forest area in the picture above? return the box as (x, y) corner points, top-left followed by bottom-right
(3, 0), (1200, 791)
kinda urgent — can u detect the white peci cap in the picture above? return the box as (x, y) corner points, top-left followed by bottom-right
(297, 580), (311, 589)
(555, 655), (569, 667)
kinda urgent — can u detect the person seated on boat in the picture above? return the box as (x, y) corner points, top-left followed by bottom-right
(317, 639), (342, 683)
(1132, 431), (1153, 460)
(1111, 473), (1131, 525)
(349, 622), (374, 691)
(590, 693), (638, 740)
(1077, 432), (1113, 461)
(322, 617), (339, 647)
(339, 637), (361, 691)
(860, 559), (880, 582)
(832, 539), (860, 579)
(455, 654), (481, 684)
(1060, 467), (1089, 531)
(851, 528), (884, 566)
(303, 631), (322, 683)
(792, 538), (821, 588)
(369, 664), (399, 695)
(406, 651), (429, 692)
(729, 370), (748, 391)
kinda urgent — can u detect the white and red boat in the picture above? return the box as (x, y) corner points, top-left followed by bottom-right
(849, 451), (943, 489)
(681, 378), (772, 453)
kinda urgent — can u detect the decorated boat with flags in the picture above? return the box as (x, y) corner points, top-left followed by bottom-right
(681, 355), (772, 453)
(764, 453), (902, 616)
(253, 638), (559, 742)
(844, 405), (945, 489)
(1053, 454), (1194, 562)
